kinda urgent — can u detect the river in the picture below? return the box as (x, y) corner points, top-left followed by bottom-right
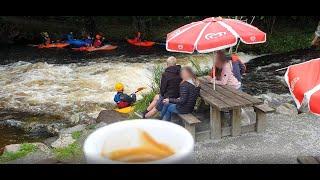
(0, 42), (319, 151)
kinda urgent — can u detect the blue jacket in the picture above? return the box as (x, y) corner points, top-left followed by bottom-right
(232, 60), (246, 82)
(114, 92), (136, 104)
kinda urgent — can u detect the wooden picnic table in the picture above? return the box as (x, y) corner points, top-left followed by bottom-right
(199, 77), (273, 139)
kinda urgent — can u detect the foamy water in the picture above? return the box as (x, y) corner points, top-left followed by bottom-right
(0, 61), (154, 118)
(0, 52), (259, 119)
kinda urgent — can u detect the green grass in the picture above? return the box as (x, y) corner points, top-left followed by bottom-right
(189, 57), (211, 76)
(87, 124), (96, 130)
(0, 143), (38, 163)
(134, 65), (164, 113)
(71, 131), (82, 140)
(53, 142), (82, 161)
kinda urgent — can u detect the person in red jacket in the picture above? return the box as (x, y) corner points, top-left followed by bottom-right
(93, 34), (103, 48)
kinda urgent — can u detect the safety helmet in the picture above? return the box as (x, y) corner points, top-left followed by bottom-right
(115, 82), (124, 91)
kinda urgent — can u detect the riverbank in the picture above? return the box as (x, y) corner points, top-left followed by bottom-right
(1, 47), (319, 150)
(1, 92), (319, 164)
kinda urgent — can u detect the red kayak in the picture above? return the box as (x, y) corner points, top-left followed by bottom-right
(127, 39), (155, 47)
(37, 43), (69, 49)
(72, 45), (118, 52)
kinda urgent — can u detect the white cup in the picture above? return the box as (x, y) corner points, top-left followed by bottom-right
(84, 119), (194, 164)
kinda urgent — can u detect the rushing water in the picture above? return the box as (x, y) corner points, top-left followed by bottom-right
(0, 44), (319, 150)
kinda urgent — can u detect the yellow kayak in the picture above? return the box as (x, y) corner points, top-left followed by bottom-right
(114, 106), (134, 114)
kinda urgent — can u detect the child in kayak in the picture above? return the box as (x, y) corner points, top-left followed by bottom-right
(114, 82), (137, 109)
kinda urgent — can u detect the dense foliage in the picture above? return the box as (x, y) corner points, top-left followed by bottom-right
(0, 16), (319, 53)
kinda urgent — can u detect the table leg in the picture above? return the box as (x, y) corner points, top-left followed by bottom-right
(231, 108), (241, 136)
(210, 106), (221, 139)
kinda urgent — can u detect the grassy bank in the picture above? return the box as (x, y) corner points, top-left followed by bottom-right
(0, 143), (37, 162)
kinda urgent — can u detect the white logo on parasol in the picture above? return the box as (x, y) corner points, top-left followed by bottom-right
(290, 77), (300, 91)
(250, 36), (256, 42)
(205, 32), (227, 40)
(178, 45), (184, 49)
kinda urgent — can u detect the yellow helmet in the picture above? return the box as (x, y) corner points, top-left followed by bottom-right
(114, 82), (124, 91)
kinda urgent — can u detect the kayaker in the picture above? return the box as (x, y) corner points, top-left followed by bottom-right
(66, 32), (74, 40)
(160, 67), (200, 121)
(231, 53), (246, 83)
(114, 82), (137, 109)
(207, 50), (241, 90)
(84, 35), (93, 47)
(134, 32), (142, 42)
(311, 21), (320, 48)
(40, 32), (51, 45)
(93, 34), (103, 48)
(143, 56), (182, 118)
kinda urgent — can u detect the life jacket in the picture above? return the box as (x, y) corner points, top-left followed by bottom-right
(114, 92), (131, 109)
(93, 39), (102, 47)
(117, 101), (130, 109)
(231, 54), (246, 73)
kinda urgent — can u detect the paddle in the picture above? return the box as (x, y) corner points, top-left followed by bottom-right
(133, 87), (147, 94)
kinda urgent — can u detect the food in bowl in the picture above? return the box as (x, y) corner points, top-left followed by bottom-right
(101, 129), (175, 162)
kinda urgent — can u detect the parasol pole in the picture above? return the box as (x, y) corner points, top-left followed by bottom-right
(213, 52), (216, 91)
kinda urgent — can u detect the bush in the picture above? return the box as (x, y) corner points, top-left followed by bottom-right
(189, 57), (211, 76)
(134, 65), (164, 113)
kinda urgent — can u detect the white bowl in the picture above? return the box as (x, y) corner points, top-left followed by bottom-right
(83, 119), (194, 164)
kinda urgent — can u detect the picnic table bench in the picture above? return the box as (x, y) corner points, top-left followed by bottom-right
(198, 77), (274, 139)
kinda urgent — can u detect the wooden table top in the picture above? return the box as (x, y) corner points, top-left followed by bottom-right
(199, 77), (263, 111)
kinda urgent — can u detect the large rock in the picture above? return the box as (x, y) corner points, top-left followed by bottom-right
(256, 93), (294, 108)
(3, 143), (51, 153)
(3, 144), (21, 153)
(3, 143), (54, 164)
(276, 103), (298, 116)
(51, 134), (76, 149)
(69, 113), (95, 125)
(60, 124), (86, 134)
(0, 119), (65, 136)
(96, 110), (128, 124)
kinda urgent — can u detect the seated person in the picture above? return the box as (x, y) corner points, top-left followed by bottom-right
(143, 56), (182, 118)
(93, 34), (103, 48)
(207, 50), (241, 90)
(231, 53), (246, 83)
(114, 82), (136, 109)
(160, 67), (200, 121)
